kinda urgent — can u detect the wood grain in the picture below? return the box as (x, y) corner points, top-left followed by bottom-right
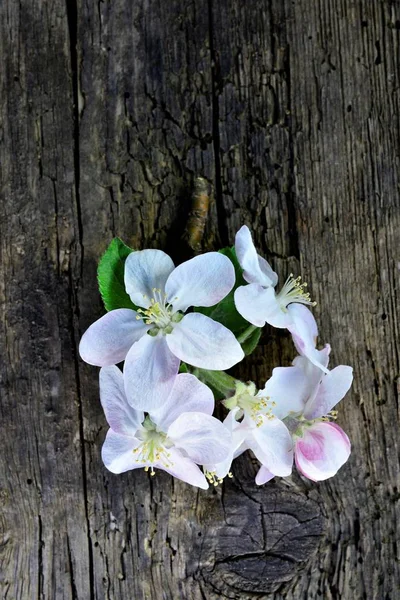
(0, 0), (399, 598)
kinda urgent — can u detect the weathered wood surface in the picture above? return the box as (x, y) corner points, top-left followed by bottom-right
(1, 0), (399, 598)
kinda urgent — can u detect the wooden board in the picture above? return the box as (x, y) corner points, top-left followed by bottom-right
(1, 0), (399, 598)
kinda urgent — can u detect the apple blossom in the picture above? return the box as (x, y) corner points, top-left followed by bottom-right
(80, 249), (244, 410)
(222, 381), (294, 478)
(233, 226), (327, 371)
(257, 346), (353, 482)
(99, 367), (232, 489)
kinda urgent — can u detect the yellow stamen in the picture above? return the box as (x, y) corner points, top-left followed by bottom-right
(277, 273), (316, 309)
(204, 470), (224, 486)
(135, 288), (174, 328)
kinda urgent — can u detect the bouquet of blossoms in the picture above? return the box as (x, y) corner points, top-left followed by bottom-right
(80, 226), (353, 489)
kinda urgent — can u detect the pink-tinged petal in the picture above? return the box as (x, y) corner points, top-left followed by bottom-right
(79, 309), (149, 366)
(295, 422), (351, 481)
(167, 312), (244, 370)
(234, 284), (290, 328)
(124, 249), (175, 308)
(260, 365), (310, 420)
(292, 345), (331, 402)
(303, 366), (353, 420)
(235, 225), (278, 287)
(287, 303), (317, 345)
(255, 466), (275, 486)
(150, 373), (214, 430)
(101, 430), (142, 474)
(247, 417), (294, 477)
(167, 412), (231, 464)
(99, 366), (144, 436)
(292, 344), (331, 370)
(287, 304), (329, 373)
(165, 252), (235, 313)
(161, 448), (209, 489)
(123, 334), (180, 411)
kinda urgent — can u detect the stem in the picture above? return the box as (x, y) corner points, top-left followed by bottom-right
(237, 324), (259, 344)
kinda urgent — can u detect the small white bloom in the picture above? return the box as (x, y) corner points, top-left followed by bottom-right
(80, 250), (244, 410)
(99, 367), (232, 489)
(234, 226), (325, 371)
(222, 381), (294, 479)
(257, 346), (353, 482)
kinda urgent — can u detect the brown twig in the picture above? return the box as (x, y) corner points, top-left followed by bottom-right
(182, 177), (211, 253)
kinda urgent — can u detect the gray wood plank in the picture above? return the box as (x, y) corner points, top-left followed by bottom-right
(0, 1), (92, 598)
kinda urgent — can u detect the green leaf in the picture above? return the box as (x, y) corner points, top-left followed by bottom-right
(190, 367), (237, 401)
(97, 238), (136, 311)
(196, 368), (237, 397)
(241, 327), (262, 355)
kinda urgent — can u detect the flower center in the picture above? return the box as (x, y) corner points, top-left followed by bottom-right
(224, 382), (277, 426)
(277, 274), (316, 311)
(136, 288), (181, 332)
(246, 395), (277, 426)
(133, 416), (173, 471)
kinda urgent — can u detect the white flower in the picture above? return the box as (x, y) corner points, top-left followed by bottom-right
(223, 382), (294, 479)
(80, 250), (244, 410)
(256, 346), (353, 482)
(100, 367), (232, 489)
(233, 226), (325, 370)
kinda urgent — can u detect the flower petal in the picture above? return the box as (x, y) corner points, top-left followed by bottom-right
(234, 284), (271, 327)
(167, 412), (231, 465)
(295, 422), (351, 481)
(99, 366), (144, 436)
(303, 366), (353, 420)
(223, 407), (242, 436)
(235, 225), (278, 287)
(246, 416), (294, 477)
(124, 249), (175, 308)
(255, 466), (275, 486)
(287, 304), (329, 373)
(293, 344), (331, 368)
(212, 456), (234, 480)
(101, 430), (141, 474)
(292, 344), (331, 399)
(167, 313), (244, 370)
(124, 333), (180, 411)
(234, 284), (291, 328)
(260, 365), (310, 420)
(233, 440), (248, 459)
(161, 448), (209, 489)
(202, 409), (245, 479)
(165, 252), (235, 313)
(150, 373), (214, 430)
(79, 309), (148, 366)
